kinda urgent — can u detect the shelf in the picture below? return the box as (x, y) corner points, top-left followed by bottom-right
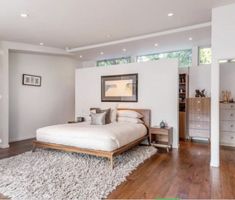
(151, 142), (171, 148)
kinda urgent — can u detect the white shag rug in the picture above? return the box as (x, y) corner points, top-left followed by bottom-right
(0, 146), (157, 200)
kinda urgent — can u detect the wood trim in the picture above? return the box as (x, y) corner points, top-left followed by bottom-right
(32, 135), (148, 169)
(33, 140), (113, 158)
(111, 135), (148, 156)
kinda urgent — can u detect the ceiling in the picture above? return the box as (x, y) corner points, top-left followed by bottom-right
(74, 26), (212, 61)
(0, 0), (234, 51)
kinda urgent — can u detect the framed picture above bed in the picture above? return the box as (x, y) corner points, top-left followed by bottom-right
(101, 73), (138, 102)
(22, 74), (41, 87)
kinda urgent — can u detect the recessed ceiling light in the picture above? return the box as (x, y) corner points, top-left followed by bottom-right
(39, 42), (44, 46)
(168, 13), (174, 17)
(188, 37), (193, 41)
(100, 51), (104, 55)
(122, 48), (127, 52)
(79, 55), (83, 58)
(154, 43), (159, 47)
(20, 13), (28, 18)
(106, 34), (111, 38)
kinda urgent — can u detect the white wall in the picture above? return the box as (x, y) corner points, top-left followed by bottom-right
(0, 41), (75, 147)
(8, 52), (77, 142)
(211, 3), (235, 167)
(189, 65), (211, 97)
(220, 62), (235, 100)
(0, 47), (3, 144)
(75, 59), (179, 148)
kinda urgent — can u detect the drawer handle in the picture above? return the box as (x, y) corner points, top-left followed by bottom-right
(231, 113), (234, 117)
(231, 136), (234, 139)
(231, 105), (234, 108)
(231, 124), (234, 128)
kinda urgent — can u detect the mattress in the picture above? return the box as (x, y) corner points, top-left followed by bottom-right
(36, 122), (147, 151)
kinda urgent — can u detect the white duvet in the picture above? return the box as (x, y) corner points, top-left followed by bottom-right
(36, 122), (147, 151)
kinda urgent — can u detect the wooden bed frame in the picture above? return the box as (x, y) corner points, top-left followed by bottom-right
(32, 108), (151, 169)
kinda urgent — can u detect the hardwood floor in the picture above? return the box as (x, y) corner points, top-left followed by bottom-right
(0, 139), (34, 160)
(0, 139), (235, 199)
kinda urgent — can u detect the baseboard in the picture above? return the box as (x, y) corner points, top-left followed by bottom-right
(9, 135), (35, 143)
(172, 143), (179, 149)
(0, 143), (10, 149)
(210, 161), (219, 167)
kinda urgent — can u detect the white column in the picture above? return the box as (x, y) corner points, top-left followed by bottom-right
(210, 59), (220, 167)
(0, 45), (9, 148)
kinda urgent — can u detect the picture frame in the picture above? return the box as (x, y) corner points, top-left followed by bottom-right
(22, 74), (42, 87)
(101, 73), (138, 102)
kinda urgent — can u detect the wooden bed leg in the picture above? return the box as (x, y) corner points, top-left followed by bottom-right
(147, 135), (151, 146)
(110, 156), (114, 170)
(32, 144), (36, 152)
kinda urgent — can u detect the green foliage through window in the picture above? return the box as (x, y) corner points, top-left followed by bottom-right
(136, 49), (192, 68)
(199, 47), (212, 65)
(97, 57), (131, 67)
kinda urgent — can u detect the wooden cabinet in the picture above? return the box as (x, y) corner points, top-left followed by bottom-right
(150, 126), (173, 152)
(179, 112), (186, 139)
(187, 98), (211, 140)
(179, 73), (188, 139)
(220, 103), (235, 147)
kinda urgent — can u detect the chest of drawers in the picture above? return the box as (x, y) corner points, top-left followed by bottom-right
(187, 98), (211, 140)
(220, 103), (235, 147)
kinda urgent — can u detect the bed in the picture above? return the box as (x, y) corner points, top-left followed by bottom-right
(32, 109), (151, 168)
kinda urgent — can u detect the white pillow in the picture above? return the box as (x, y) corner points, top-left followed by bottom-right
(110, 108), (117, 122)
(118, 117), (144, 124)
(117, 110), (143, 119)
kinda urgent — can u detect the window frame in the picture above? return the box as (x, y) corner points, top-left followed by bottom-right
(136, 49), (193, 68)
(198, 46), (212, 66)
(96, 56), (132, 67)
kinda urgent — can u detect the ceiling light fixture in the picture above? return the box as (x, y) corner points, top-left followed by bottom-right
(168, 13), (174, 17)
(230, 59), (235, 63)
(188, 37), (193, 41)
(122, 48), (127, 52)
(219, 59), (228, 63)
(20, 13), (28, 18)
(100, 51), (104, 55)
(154, 43), (159, 47)
(79, 55), (83, 58)
(39, 42), (44, 46)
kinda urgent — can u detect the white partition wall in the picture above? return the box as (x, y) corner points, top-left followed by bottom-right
(75, 59), (179, 148)
(211, 3), (235, 167)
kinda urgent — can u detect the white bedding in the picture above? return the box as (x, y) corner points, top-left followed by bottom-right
(36, 122), (147, 151)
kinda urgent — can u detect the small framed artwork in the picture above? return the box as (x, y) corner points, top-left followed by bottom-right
(22, 74), (42, 87)
(101, 73), (138, 102)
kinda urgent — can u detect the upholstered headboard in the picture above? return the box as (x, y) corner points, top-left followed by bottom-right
(117, 108), (151, 129)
